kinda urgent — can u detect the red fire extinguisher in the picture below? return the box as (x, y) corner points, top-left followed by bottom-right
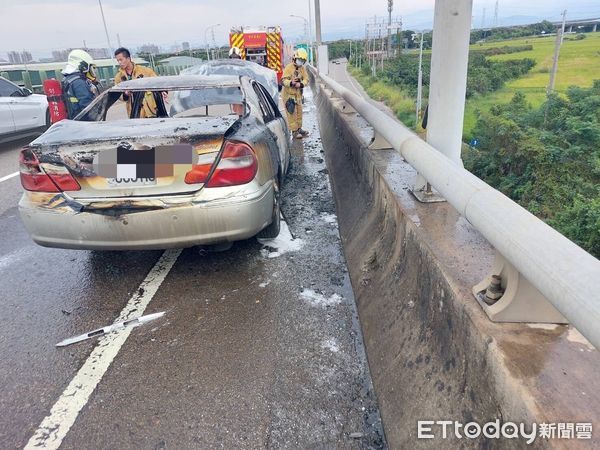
(43, 79), (67, 123)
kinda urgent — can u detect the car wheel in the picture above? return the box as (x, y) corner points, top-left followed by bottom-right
(257, 179), (281, 239)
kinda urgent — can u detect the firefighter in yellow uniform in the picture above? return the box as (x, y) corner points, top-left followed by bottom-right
(113, 47), (159, 118)
(281, 48), (309, 139)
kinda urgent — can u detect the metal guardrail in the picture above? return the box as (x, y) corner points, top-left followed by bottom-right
(313, 68), (600, 350)
(1, 65), (194, 94)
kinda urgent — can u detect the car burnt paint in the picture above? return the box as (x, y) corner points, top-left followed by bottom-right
(223, 113), (279, 186)
(25, 192), (84, 213)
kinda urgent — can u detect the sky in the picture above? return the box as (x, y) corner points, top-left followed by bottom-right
(0, 0), (598, 59)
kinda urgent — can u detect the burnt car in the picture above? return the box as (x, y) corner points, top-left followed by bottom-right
(18, 75), (291, 250)
(181, 59), (279, 104)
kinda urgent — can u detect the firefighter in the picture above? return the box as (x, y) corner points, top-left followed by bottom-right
(229, 46), (242, 59)
(61, 49), (99, 119)
(281, 48), (309, 139)
(113, 47), (159, 118)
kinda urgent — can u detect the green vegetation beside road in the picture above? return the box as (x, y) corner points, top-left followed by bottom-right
(464, 33), (600, 135)
(464, 86), (600, 258)
(344, 30), (600, 258)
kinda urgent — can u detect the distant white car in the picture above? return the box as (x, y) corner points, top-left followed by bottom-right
(0, 76), (48, 144)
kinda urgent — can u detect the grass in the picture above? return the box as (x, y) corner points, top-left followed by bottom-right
(464, 33), (600, 136)
(350, 32), (600, 137)
(349, 67), (417, 127)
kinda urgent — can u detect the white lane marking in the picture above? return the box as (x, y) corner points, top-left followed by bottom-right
(24, 249), (182, 450)
(0, 172), (19, 183)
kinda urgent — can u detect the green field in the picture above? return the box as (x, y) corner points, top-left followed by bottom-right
(464, 32), (600, 135)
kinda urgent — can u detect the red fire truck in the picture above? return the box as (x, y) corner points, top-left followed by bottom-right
(229, 26), (285, 84)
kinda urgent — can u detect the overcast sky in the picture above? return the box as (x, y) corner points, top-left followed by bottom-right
(1, 0), (598, 58)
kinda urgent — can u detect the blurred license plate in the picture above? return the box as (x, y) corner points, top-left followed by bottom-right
(106, 177), (157, 187)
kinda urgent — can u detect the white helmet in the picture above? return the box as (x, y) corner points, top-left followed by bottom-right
(68, 49), (96, 74)
(229, 46), (242, 59)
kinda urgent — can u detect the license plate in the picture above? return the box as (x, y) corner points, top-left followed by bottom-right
(106, 177), (157, 187)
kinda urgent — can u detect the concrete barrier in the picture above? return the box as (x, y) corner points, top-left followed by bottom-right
(313, 78), (599, 449)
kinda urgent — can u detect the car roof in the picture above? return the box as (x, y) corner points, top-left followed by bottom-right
(111, 75), (242, 91)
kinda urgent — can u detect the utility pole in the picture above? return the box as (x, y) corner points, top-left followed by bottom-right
(117, 33), (122, 48)
(493, 0), (499, 28)
(314, 0), (328, 74)
(548, 10), (567, 94)
(211, 27), (217, 59)
(387, 0), (393, 57)
(315, 0), (322, 44)
(98, 0), (114, 63)
(416, 32), (425, 128)
(423, 0), (472, 177)
(559, 9), (567, 45)
(308, 0), (314, 64)
(205, 24), (220, 61)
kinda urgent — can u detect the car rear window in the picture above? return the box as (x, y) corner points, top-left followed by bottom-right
(169, 87), (245, 117)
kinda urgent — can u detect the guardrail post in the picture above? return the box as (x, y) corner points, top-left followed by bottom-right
(98, 67), (106, 86)
(413, 0), (472, 202)
(39, 71), (48, 83)
(473, 250), (568, 323)
(22, 71), (33, 90)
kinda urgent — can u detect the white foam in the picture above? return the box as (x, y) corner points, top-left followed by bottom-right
(320, 213), (338, 226)
(0, 247), (34, 271)
(259, 280), (271, 288)
(300, 289), (343, 307)
(257, 220), (303, 258)
(321, 338), (340, 353)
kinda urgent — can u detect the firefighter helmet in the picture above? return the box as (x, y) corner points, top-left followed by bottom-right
(229, 46), (242, 59)
(293, 48), (308, 61)
(68, 49), (96, 74)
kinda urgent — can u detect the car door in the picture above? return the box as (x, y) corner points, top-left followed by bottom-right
(0, 79), (16, 135)
(8, 84), (45, 131)
(252, 81), (290, 176)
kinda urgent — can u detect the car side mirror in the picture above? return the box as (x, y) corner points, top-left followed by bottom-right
(21, 88), (33, 96)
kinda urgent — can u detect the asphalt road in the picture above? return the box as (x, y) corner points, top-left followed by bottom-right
(0, 87), (385, 449)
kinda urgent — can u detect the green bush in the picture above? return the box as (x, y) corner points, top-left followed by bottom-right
(465, 84), (600, 258)
(471, 45), (534, 56)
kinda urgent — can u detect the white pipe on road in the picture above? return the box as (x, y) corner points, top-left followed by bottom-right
(316, 69), (600, 350)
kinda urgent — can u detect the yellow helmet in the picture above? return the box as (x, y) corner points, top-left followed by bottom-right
(294, 48), (308, 61)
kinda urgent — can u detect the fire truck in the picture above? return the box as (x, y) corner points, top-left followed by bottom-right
(229, 26), (285, 84)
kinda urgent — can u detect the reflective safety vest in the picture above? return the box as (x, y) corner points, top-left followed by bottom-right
(114, 63), (159, 118)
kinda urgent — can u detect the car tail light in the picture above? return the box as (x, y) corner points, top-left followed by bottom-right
(19, 148), (80, 192)
(205, 141), (258, 188)
(184, 151), (219, 184)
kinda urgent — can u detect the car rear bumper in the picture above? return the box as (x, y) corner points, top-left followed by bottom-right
(18, 184), (274, 250)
